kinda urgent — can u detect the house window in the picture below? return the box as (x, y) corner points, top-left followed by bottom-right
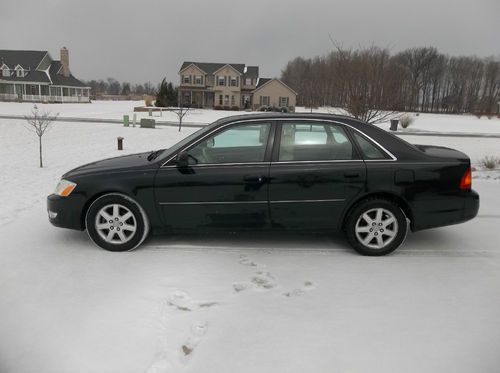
(231, 95), (235, 106)
(16, 68), (24, 77)
(260, 96), (270, 106)
(195, 75), (202, 85)
(224, 95), (229, 104)
(183, 75), (190, 84)
(219, 95), (223, 105)
(230, 77), (238, 87)
(245, 78), (252, 86)
(217, 76), (226, 86)
(279, 96), (289, 107)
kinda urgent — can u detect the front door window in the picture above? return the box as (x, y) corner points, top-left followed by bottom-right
(187, 123), (271, 165)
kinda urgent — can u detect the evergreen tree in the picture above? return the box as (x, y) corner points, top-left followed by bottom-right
(156, 79), (178, 107)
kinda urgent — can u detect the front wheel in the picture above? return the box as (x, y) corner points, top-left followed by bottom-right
(345, 199), (408, 256)
(85, 193), (150, 252)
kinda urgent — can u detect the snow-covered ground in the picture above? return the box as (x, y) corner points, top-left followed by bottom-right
(1, 107), (500, 373)
(1, 100), (500, 134)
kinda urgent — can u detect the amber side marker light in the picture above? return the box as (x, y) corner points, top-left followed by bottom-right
(55, 180), (77, 197)
(460, 167), (472, 190)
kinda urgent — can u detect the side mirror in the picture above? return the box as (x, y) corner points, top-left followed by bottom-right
(176, 151), (189, 168)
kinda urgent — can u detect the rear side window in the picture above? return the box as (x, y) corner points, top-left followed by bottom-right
(352, 131), (388, 160)
(278, 122), (354, 161)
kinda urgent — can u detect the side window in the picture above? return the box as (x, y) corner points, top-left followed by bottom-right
(278, 122), (354, 161)
(352, 131), (388, 159)
(187, 123), (271, 164)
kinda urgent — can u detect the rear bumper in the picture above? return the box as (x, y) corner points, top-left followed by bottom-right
(412, 189), (479, 231)
(47, 194), (86, 230)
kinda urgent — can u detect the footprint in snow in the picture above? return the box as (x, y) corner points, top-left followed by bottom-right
(179, 321), (208, 363)
(233, 271), (277, 292)
(238, 254), (260, 267)
(283, 281), (316, 297)
(166, 290), (218, 312)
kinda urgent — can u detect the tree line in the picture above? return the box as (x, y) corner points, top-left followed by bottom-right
(83, 78), (158, 97)
(281, 46), (500, 118)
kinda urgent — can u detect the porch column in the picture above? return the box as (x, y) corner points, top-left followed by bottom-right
(38, 84), (41, 97)
(190, 91), (193, 106)
(202, 91), (205, 107)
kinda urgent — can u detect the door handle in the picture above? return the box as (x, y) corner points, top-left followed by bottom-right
(344, 172), (360, 178)
(244, 175), (266, 183)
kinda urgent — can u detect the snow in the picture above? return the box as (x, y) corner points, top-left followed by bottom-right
(1, 104), (500, 373)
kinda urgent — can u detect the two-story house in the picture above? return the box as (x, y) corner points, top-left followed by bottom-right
(178, 61), (296, 111)
(178, 62), (259, 109)
(0, 47), (90, 103)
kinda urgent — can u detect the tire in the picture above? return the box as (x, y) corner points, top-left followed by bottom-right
(345, 198), (408, 256)
(85, 193), (150, 252)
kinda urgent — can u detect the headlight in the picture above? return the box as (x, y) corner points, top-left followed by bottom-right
(55, 179), (77, 197)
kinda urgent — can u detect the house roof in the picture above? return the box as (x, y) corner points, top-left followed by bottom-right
(0, 50), (47, 70)
(49, 61), (87, 87)
(255, 78), (272, 89)
(180, 61), (248, 75)
(0, 49), (87, 87)
(243, 66), (259, 78)
(254, 78), (298, 95)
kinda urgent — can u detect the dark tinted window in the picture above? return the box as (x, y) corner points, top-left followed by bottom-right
(278, 122), (354, 161)
(187, 123), (270, 164)
(352, 131), (388, 159)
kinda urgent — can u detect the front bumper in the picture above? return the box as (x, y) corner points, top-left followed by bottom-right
(47, 194), (86, 230)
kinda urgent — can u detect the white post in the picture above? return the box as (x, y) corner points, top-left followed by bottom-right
(133, 113), (137, 127)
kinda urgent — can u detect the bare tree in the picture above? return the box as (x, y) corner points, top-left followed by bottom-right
(172, 106), (191, 131)
(24, 105), (58, 168)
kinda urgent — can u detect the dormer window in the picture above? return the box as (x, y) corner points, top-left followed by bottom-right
(1, 64), (9, 77)
(15, 65), (25, 78)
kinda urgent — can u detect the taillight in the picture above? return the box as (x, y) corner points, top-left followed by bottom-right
(460, 167), (472, 190)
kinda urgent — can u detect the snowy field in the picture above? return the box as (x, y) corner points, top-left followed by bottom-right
(1, 105), (500, 373)
(1, 100), (500, 135)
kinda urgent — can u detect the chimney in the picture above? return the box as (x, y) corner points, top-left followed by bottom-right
(60, 47), (70, 77)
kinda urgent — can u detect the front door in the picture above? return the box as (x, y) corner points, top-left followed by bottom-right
(154, 121), (273, 230)
(268, 121), (366, 230)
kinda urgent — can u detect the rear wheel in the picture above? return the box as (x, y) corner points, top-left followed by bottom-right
(345, 199), (408, 256)
(85, 193), (149, 252)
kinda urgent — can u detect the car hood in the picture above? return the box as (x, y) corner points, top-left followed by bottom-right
(63, 152), (157, 178)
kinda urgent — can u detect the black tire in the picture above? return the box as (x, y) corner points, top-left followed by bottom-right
(85, 193), (150, 252)
(345, 198), (408, 256)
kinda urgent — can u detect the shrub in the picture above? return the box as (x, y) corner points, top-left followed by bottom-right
(480, 156), (499, 170)
(289, 106), (295, 113)
(231, 106), (240, 111)
(214, 106), (222, 110)
(474, 112), (483, 119)
(400, 114), (415, 129)
(259, 106), (268, 112)
(223, 106), (231, 111)
(280, 107), (289, 113)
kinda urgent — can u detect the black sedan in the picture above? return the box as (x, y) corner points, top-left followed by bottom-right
(47, 113), (479, 255)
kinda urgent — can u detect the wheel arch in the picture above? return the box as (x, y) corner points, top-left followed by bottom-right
(341, 192), (414, 231)
(80, 190), (148, 230)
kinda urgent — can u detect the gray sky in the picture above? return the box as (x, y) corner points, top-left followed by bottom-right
(1, 0), (499, 84)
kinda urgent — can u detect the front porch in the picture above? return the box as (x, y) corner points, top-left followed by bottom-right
(178, 89), (214, 108)
(0, 83), (91, 103)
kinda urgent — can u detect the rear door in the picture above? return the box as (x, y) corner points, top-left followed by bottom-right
(268, 120), (366, 230)
(154, 121), (273, 230)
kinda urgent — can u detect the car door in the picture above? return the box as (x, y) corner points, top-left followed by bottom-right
(268, 120), (366, 230)
(154, 121), (274, 230)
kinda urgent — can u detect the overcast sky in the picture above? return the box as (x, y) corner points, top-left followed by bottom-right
(1, 0), (499, 84)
